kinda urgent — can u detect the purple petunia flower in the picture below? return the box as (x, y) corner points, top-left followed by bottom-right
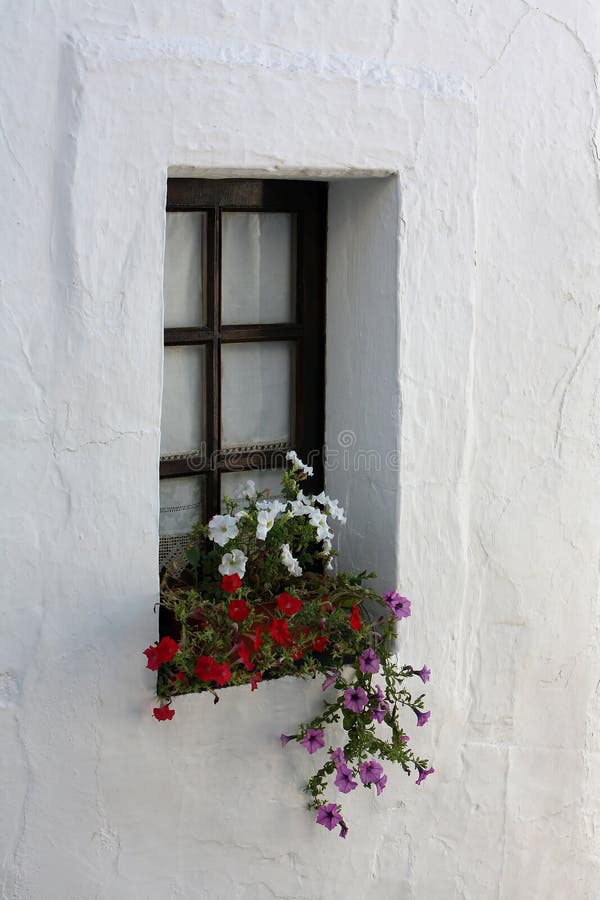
(415, 709), (431, 727)
(359, 647), (380, 674)
(343, 686), (368, 713)
(339, 819), (348, 839)
(322, 671), (339, 692)
(334, 764), (358, 794)
(414, 665), (431, 683)
(401, 734), (410, 743)
(369, 685), (390, 723)
(416, 766), (435, 785)
(359, 759), (384, 785)
(299, 728), (325, 754)
(383, 591), (411, 620)
(316, 803), (342, 831)
(330, 747), (346, 768)
(370, 702), (389, 724)
(374, 774), (387, 796)
(280, 733), (295, 748)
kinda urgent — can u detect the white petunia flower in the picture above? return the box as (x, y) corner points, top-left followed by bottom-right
(308, 508), (333, 542)
(208, 514), (239, 547)
(256, 509), (276, 541)
(280, 543), (302, 577)
(286, 449), (301, 466)
(218, 548), (247, 578)
(326, 498), (346, 524)
(315, 491), (346, 524)
(289, 499), (313, 517)
(286, 450), (314, 477)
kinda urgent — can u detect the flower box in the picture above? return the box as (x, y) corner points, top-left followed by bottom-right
(144, 454), (433, 837)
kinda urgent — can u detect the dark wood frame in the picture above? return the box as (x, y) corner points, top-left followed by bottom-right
(161, 178), (327, 516)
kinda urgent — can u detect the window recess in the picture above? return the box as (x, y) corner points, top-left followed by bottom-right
(159, 178), (326, 569)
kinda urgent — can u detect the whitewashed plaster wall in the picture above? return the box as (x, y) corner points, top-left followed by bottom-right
(1, 2), (599, 898)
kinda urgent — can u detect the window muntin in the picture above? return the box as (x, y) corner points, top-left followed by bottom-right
(159, 178), (326, 569)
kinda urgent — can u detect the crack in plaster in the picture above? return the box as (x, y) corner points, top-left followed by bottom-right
(48, 428), (151, 455)
(383, 0), (400, 64)
(521, 5), (600, 209)
(478, 6), (531, 80)
(552, 316), (600, 456)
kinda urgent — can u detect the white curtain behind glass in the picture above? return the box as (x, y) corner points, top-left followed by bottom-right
(221, 213), (292, 324)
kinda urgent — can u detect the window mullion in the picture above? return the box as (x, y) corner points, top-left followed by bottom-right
(206, 207), (222, 516)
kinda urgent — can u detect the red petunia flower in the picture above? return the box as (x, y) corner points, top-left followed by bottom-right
(221, 573), (242, 593)
(212, 662), (231, 686)
(250, 672), (263, 691)
(143, 636), (179, 671)
(349, 605), (362, 631)
(153, 703), (175, 721)
(228, 599), (250, 622)
(269, 618), (292, 646)
(276, 592), (303, 616)
(292, 646), (304, 661)
(312, 635), (328, 653)
(194, 655), (217, 681)
(253, 627), (263, 652)
(237, 641), (255, 672)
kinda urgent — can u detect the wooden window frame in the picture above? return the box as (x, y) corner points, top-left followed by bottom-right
(161, 178), (327, 517)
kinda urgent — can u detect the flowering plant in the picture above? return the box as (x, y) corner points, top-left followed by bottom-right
(144, 453), (433, 837)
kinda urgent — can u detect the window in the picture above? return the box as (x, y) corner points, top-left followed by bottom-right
(159, 179), (327, 568)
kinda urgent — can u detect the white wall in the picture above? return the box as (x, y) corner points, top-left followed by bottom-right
(1, 2), (599, 898)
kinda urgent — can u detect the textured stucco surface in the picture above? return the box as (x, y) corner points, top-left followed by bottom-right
(1, 1), (600, 898)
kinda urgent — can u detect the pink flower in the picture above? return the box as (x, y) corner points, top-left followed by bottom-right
(343, 686), (368, 713)
(414, 665), (431, 683)
(374, 774), (387, 796)
(299, 728), (325, 754)
(334, 764), (358, 794)
(322, 671), (339, 691)
(316, 803), (342, 831)
(416, 766), (435, 785)
(330, 747), (346, 768)
(382, 591), (411, 620)
(359, 648), (380, 674)
(415, 709), (431, 727)
(359, 759), (384, 785)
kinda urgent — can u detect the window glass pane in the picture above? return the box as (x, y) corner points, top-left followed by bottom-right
(159, 476), (205, 568)
(221, 342), (293, 447)
(160, 346), (205, 456)
(221, 213), (293, 324)
(163, 212), (206, 327)
(221, 469), (284, 509)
